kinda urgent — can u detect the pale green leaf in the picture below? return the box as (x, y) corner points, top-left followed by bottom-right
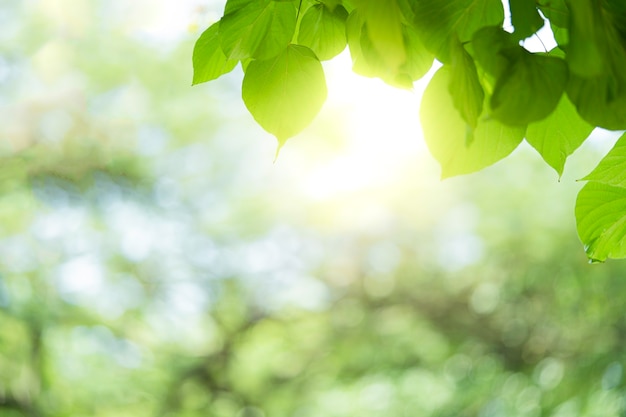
(576, 182), (626, 262)
(491, 52), (568, 125)
(582, 133), (626, 187)
(297, 4), (348, 61)
(346, 9), (430, 88)
(400, 25), (435, 81)
(192, 22), (238, 85)
(420, 67), (525, 178)
(525, 95), (593, 176)
(449, 39), (484, 128)
(242, 44), (327, 144)
(346, 10), (375, 77)
(412, 0), (504, 62)
(219, 0), (297, 60)
(353, 0), (406, 71)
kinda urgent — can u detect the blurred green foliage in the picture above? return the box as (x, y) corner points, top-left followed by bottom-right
(1, 1), (626, 417)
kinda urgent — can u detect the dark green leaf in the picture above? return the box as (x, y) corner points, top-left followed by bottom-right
(537, 0), (568, 28)
(412, 0), (504, 62)
(471, 26), (520, 78)
(576, 182), (626, 262)
(297, 4), (348, 60)
(525, 95), (593, 176)
(582, 133), (626, 187)
(567, 74), (626, 130)
(509, 0), (544, 40)
(242, 45), (327, 144)
(192, 22), (238, 85)
(491, 52), (568, 126)
(420, 67), (525, 178)
(449, 39), (484, 128)
(219, 0), (297, 60)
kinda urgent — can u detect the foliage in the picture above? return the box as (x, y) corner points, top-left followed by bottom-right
(193, 0), (626, 262)
(5, 1), (626, 416)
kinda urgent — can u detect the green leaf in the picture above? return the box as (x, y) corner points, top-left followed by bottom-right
(192, 22), (239, 85)
(297, 4), (348, 61)
(242, 44), (327, 144)
(353, 0), (406, 71)
(567, 74), (626, 130)
(471, 25), (520, 78)
(537, 0), (568, 28)
(575, 182), (626, 262)
(449, 39), (484, 128)
(509, 0), (544, 40)
(346, 10), (374, 76)
(346, 10), (433, 88)
(582, 133), (626, 187)
(219, 0), (297, 60)
(525, 95), (593, 176)
(411, 0), (504, 62)
(400, 25), (435, 81)
(491, 52), (568, 126)
(566, 0), (608, 78)
(420, 67), (525, 178)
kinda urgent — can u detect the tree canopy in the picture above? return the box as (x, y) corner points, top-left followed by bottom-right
(192, 0), (626, 262)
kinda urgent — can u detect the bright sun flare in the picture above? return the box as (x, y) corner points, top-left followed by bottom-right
(301, 52), (438, 200)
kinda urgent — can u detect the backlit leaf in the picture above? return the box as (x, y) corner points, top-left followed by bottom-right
(525, 95), (593, 176)
(412, 0), (504, 62)
(298, 4), (348, 61)
(449, 39), (484, 128)
(353, 0), (406, 71)
(420, 67), (525, 178)
(219, 0), (297, 60)
(509, 0), (544, 40)
(192, 22), (238, 85)
(576, 182), (626, 262)
(582, 133), (626, 187)
(491, 52), (568, 125)
(242, 45), (327, 144)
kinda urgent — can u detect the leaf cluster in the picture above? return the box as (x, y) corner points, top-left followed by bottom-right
(193, 0), (626, 262)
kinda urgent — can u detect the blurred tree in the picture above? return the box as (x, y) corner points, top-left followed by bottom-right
(1, 1), (626, 417)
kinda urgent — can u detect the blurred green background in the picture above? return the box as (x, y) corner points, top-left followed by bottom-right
(1, 1), (626, 416)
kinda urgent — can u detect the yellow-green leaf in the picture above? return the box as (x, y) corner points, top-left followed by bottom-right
(297, 4), (348, 61)
(192, 22), (238, 85)
(219, 0), (297, 60)
(242, 45), (327, 144)
(420, 67), (525, 178)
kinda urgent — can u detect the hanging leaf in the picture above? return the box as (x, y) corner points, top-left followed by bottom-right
(219, 0), (297, 60)
(411, 0), (504, 62)
(525, 95), (594, 177)
(192, 22), (238, 85)
(297, 4), (348, 61)
(567, 74), (626, 130)
(400, 25), (435, 81)
(537, 0), (568, 28)
(449, 39), (484, 128)
(471, 25), (520, 78)
(420, 67), (525, 178)
(242, 44), (327, 144)
(491, 52), (568, 125)
(582, 132), (626, 187)
(353, 0), (406, 72)
(576, 182), (626, 262)
(509, 0), (544, 40)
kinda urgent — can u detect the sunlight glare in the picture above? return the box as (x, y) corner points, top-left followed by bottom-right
(303, 52), (431, 200)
